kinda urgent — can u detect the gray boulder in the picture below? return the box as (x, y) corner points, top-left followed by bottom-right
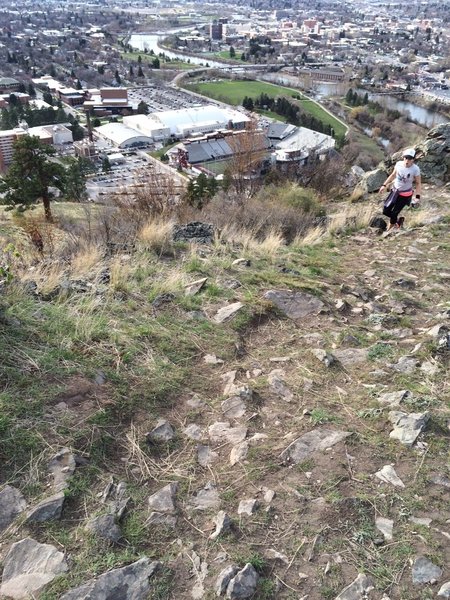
(0, 485), (27, 533)
(226, 564), (258, 599)
(60, 557), (159, 600)
(0, 537), (68, 599)
(86, 514), (122, 543)
(264, 289), (325, 319)
(216, 565), (239, 596)
(280, 428), (352, 464)
(173, 221), (215, 244)
(25, 491), (65, 523)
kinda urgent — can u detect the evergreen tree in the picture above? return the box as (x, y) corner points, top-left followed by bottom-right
(0, 136), (65, 221)
(129, 65), (134, 77)
(229, 46), (236, 58)
(152, 57), (160, 69)
(64, 158), (87, 202)
(115, 70), (121, 84)
(137, 101), (149, 114)
(27, 83), (36, 98)
(102, 156), (111, 172)
(43, 91), (54, 105)
(138, 65), (144, 77)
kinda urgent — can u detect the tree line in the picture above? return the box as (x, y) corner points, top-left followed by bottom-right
(242, 93), (335, 137)
(0, 100), (84, 140)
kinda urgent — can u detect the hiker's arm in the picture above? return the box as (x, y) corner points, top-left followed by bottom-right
(379, 168), (396, 193)
(414, 174), (422, 196)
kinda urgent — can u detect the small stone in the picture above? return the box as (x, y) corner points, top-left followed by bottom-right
(148, 483), (177, 514)
(264, 548), (289, 564)
(335, 573), (374, 599)
(389, 411), (430, 447)
(146, 420), (175, 443)
(197, 445), (219, 467)
(438, 581), (450, 597)
(86, 514), (121, 543)
(215, 565), (239, 596)
(311, 348), (336, 367)
(412, 556), (442, 584)
(0, 538), (69, 599)
(375, 516), (394, 541)
(375, 465), (405, 488)
(184, 424), (203, 441)
(189, 482), (221, 511)
(185, 277), (208, 296)
(25, 492), (65, 523)
(204, 354), (224, 364)
(226, 563), (258, 599)
(213, 302), (244, 323)
(229, 441), (249, 466)
(410, 517), (432, 527)
(237, 499), (259, 516)
(209, 511), (232, 540)
(221, 396), (246, 419)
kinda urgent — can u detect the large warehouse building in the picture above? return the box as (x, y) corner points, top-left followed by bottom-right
(93, 123), (153, 148)
(123, 105), (250, 141)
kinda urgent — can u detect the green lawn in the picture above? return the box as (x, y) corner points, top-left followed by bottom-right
(183, 79), (347, 138)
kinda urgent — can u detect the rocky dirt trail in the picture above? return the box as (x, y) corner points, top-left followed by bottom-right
(0, 187), (449, 600)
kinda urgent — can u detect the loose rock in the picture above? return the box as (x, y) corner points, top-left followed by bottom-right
(60, 557), (159, 600)
(389, 411), (430, 447)
(412, 556), (443, 584)
(226, 563), (259, 599)
(0, 485), (27, 533)
(0, 537), (68, 600)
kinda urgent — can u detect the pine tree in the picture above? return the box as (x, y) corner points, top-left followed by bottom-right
(0, 136), (65, 221)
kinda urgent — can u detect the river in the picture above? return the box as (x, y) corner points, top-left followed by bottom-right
(129, 33), (448, 129)
(128, 33), (229, 69)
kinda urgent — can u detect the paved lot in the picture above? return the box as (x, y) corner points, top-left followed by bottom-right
(128, 84), (210, 112)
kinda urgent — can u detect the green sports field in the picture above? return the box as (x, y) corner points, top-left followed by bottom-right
(183, 79), (347, 138)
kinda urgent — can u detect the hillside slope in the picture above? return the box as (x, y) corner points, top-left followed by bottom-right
(0, 186), (449, 600)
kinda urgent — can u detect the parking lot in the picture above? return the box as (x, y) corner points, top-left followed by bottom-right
(128, 84), (210, 112)
(85, 149), (186, 200)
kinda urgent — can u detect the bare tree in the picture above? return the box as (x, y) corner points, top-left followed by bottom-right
(224, 122), (268, 198)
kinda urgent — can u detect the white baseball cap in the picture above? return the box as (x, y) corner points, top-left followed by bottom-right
(403, 148), (416, 158)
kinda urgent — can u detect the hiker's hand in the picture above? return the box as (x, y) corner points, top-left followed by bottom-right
(379, 184), (386, 194)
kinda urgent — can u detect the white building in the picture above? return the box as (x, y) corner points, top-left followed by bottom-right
(123, 105), (250, 141)
(273, 127), (335, 163)
(94, 123), (153, 148)
(27, 124), (73, 145)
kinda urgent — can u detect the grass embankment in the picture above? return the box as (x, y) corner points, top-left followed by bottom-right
(1, 189), (449, 599)
(182, 79), (347, 138)
(121, 51), (194, 70)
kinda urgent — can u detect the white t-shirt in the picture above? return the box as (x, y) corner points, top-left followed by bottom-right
(393, 161), (420, 193)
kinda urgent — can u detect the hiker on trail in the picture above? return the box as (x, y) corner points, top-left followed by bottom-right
(379, 148), (422, 231)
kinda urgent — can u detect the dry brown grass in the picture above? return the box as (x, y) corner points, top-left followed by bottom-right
(70, 243), (104, 279)
(292, 225), (326, 247)
(327, 204), (374, 235)
(137, 217), (175, 254)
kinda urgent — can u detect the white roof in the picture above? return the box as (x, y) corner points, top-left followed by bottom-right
(125, 105), (250, 136)
(275, 127), (335, 153)
(94, 123), (152, 146)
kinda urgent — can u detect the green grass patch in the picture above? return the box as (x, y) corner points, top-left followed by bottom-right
(182, 79), (347, 137)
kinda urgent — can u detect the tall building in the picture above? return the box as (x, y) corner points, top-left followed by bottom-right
(0, 128), (27, 171)
(209, 20), (223, 40)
